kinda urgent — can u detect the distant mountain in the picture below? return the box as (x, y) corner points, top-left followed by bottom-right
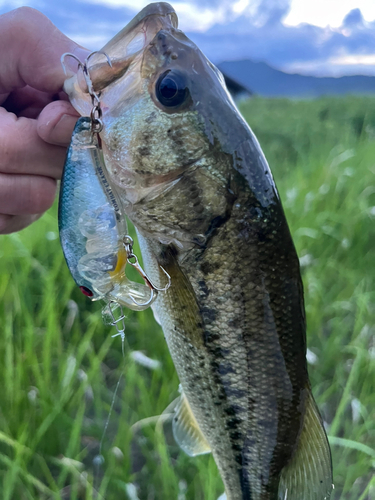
(218, 60), (375, 98)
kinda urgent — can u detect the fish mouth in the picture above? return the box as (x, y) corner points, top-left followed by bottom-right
(64, 2), (178, 100)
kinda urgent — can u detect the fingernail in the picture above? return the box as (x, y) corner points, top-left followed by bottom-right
(50, 114), (79, 146)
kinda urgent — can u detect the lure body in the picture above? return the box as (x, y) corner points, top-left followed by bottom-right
(59, 117), (155, 310)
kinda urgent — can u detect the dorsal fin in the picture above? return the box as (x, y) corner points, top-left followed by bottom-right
(172, 392), (211, 457)
(278, 388), (333, 499)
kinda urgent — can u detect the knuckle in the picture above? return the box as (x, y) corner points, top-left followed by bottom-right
(11, 6), (47, 25)
(0, 174), (56, 215)
(0, 214), (13, 233)
(0, 118), (23, 172)
(28, 177), (57, 214)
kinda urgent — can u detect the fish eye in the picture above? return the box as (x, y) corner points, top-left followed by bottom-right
(156, 70), (188, 107)
(79, 286), (94, 297)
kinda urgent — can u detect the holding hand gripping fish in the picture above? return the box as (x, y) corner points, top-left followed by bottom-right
(59, 3), (333, 499)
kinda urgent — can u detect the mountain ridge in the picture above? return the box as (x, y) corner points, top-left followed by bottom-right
(218, 60), (375, 97)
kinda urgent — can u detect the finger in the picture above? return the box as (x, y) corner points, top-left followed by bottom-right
(37, 100), (79, 146)
(0, 173), (56, 215)
(0, 108), (67, 178)
(0, 213), (42, 234)
(2, 86), (58, 118)
(0, 7), (90, 94)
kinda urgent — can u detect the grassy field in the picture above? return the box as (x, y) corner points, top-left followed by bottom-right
(0, 95), (375, 499)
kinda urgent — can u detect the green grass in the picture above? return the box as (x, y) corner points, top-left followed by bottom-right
(1, 95), (375, 499)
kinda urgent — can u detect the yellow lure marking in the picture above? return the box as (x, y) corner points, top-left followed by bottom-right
(108, 247), (127, 280)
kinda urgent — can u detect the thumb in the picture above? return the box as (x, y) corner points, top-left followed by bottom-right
(37, 100), (80, 146)
(0, 7), (90, 94)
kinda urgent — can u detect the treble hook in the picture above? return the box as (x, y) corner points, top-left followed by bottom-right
(129, 287), (155, 308)
(122, 235), (171, 308)
(61, 51), (112, 101)
(127, 253), (171, 292)
(61, 51), (112, 134)
(123, 235), (171, 289)
(61, 52), (83, 76)
(61, 50), (112, 79)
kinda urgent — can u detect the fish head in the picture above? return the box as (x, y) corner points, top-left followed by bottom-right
(64, 2), (268, 249)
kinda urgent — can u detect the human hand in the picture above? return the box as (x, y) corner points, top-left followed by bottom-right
(0, 7), (89, 234)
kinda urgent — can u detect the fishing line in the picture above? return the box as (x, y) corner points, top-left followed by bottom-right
(93, 302), (128, 490)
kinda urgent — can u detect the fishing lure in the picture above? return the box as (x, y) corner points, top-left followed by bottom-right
(58, 52), (170, 336)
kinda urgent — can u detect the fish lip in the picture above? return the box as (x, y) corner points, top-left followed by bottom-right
(124, 2), (177, 27)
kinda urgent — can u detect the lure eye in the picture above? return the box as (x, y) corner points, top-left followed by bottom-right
(79, 286), (94, 297)
(156, 70), (188, 107)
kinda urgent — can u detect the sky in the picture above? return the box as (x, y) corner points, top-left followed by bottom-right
(0, 0), (375, 77)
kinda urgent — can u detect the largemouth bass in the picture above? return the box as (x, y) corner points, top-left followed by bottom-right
(62, 3), (332, 498)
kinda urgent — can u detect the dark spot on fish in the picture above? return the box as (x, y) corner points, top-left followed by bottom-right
(225, 417), (242, 430)
(204, 214), (230, 240)
(139, 146), (150, 155)
(198, 280), (210, 297)
(230, 431), (242, 441)
(206, 346), (224, 359)
(224, 406), (237, 416)
(218, 363), (235, 376)
(200, 260), (221, 275)
(233, 404), (247, 414)
(200, 306), (217, 324)
(235, 453), (243, 465)
(204, 331), (220, 344)
(227, 317), (241, 329)
(239, 468), (252, 500)
(224, 388), (248, 399)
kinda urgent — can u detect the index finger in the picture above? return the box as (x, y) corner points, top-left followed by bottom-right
(0, 7), (90, 94)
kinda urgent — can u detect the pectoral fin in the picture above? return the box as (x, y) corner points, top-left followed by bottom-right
(278, 388), (333, 500)
(172, 393), (211, 457)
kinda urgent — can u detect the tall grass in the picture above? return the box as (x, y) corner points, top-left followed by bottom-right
(0, 95), (374, 499)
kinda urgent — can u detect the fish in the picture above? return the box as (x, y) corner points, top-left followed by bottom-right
(62, 3), (333, 499)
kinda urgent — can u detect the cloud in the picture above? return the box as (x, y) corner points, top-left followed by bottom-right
(0, 0), (374, 76)
(187, 7), (375, 76)
(343, 8), (365, 28)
